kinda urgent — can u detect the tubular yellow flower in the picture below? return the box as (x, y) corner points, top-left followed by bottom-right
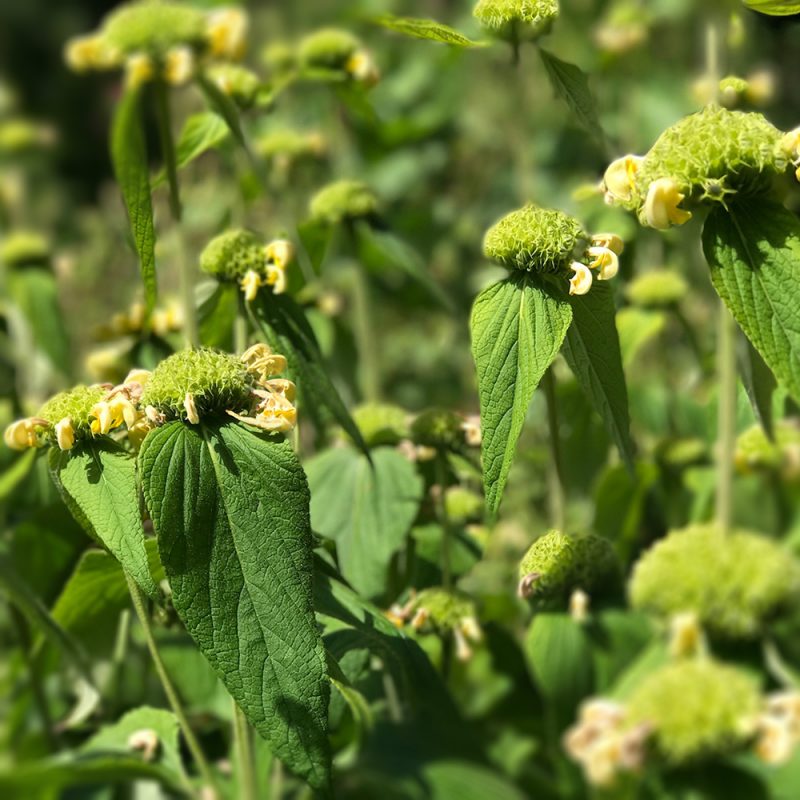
(4, 417), (46, 450)
(127, 728), (160, 762)
(587, 246), (619, 281)
(241, 344), (288, 380)
(55, 418), (76, 451)
(90, 393), (137, 435)
(64, 34), (117, 72)
(644, 178), (692, 229)
(603, 154), (643, 203)
(184, 393), (199, 425)
(345, 49), (379, 85)
(124, 369), (151, 390)
(240, 269), (263, 302)
(125, 53), (154, 89)
(569, 588), (590, 622)
(265, 239), (295, 270)
(227, 389), (297, 433)
(163, 46), (194, 86)
(265, 263), (287, 295)
(569, 262), (593, 296)
(206, 7), (248, 60)
(591, 233), (624, 256)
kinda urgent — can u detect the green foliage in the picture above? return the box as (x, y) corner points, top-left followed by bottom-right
(374, 15), (486, 47)
(471, 276), (572, 513)
(625, 270), (688, 308)
(306, 445), (423, 598)
(139, 421), (331, 790)
(473, 0), (559, 39)
(0, 230), (50, 267)
(309, 179), (380, 224)
(101, 1), (206, 55)
(38, 384), (105, 432)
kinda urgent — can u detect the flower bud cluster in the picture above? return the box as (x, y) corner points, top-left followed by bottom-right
(309, 179), (380, 226)
(473, 0), (559, 42)
(298, 28), (379, 87)
(64, 2), (249, 89)
(482, 204), (623, 297)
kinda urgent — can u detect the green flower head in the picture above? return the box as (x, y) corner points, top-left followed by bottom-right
(100, 2), (207, 57)
(518, 530), (618, 600)
(38, 384), (108, 435)
(735, 422), (800, 478)
(206, 63), (262, 109)
(256, 129), (326, 162)
(473, 0), (559, 41)
(309, 179), (380, 225)
(299, 28), (360, 69)
(411, 408), (465, 451)
(140, 348), (255, 422)
(444, 486), (485, 524)
(627, 659), (760, 764)
(0, 230), (51, 268)
(629, 524), (800, 638)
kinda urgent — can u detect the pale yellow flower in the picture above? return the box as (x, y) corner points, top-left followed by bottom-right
(4, 417), (46, 450)
(125, 53), (155, 89)
(569, 589), (590, 622)
(591, 233), (624, 256)
(345, 50), (379, 86)
(240, 269), (263, 302)
(55, 418), (75, 451)
(603, 155), (642, 204)
(206, 7), (248, 60)
(184, 393), (200, 424)
(644, 178), (692, 229)
(587, 246), (619, 281)
(163, 46), (195, 86)
(264, 239), (295, 270)
(569, 262), (593, 296)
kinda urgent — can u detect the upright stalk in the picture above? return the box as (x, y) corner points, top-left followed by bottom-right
(434, 453), (453, 590)
(126, 574), (218, 798)
(232, 701), (258, 800)
(154, 80), (198, 348)
(542, 367), (566, 531)
(350, 264), (380, 402)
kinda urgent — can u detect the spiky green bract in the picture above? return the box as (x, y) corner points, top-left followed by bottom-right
(519, 530), (618, 598)
(0, 230), (51, 268)
(736, 422), (800, 473)
(38, 385), (106, 432)
(482, 204), (587, 275)
(411, 408), (465, 451)
(629, 524), (800, 638)
(627, 659), (760, 764)
(309, 179), (379, 225)
(298, 28), (359, 69)
(632, 106), (786, 213)
(199, 229), (265, 281)
(625, 270), (688, 308)
(410, 587), (477, 631)
(141, 348), (254, 421)
(473, 0), (559, 40)
(351, 403), (409, 447)
(101, 1), (207, 56)
(207, 64), (261, 109)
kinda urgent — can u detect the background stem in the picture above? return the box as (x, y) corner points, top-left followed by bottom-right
(232, 701), (258, 800)
(715, 304), (737, 534)
(351, 264), (380, 402)
(435, 452), (453, 590)
(542, 367), (566, 531)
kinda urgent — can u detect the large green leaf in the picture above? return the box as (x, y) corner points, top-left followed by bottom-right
(470, 276), (572, 514)
(306, 446), (423, 599)
(539, 49), (605, 143)
(153, 111), (229, 186)
(6, 269), (72, 376)
(739, 334), (776, 438)
(373, 14), (486, 47)
(110, 86), (157, 309)
(250, 292), (368, 454)
(562, 282), (634, 469)
(49, 439), (157, 599)
(139, 421), (331, 792)
(743, 1), (800, 15)
(703, 199), (800, 402)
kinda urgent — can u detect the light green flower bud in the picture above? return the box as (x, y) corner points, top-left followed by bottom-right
(298, 28), (360, 70)
(444, 486), (484, 524)
(625, 270), (688, 308)
(629, 524), (800, 638)
(206, 63), (262, 109)
(200, 229), (265, 280)
(100, 2), (207, 57)
(0, 230), (51, 268)
(473, 0), (559, 41)
(309, 179), (379, 225)
(261, 41), (296, 74)
(255, 129), (326, 161)
(719, 75), (750, 108)
(140, 348), (255, 422)
(351, 403), (409, 447)
(735, 422), (800, 477)
(627, 659), (760, 764)
(518, 530), (618, 599)
(409, 588), (477, 630)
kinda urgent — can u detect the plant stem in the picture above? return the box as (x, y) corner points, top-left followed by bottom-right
(125, 573), (218, 798)
(153, 80), (198, 348)
(234, 301), (249, 354)
(435, 453), (453, 590)
(542, 367), (566, 531)
(715, 303), (737, 534)
(351, 264), (380, 402)
(270, 759), (283, 800)
(232, 701), (258, 800)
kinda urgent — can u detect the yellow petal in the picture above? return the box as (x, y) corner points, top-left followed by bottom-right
(55, 418), (76, 451)
(569, 263), (593, 296)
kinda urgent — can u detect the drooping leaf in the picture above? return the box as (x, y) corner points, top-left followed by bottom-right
(197, 279), (238, 350)
(110, 86), (157, 309)
(6, 269), (72, 376)
(306, 446), (423, 599)
(153, 111), (229, 185)
(539, 49), (605, 143)
(739, 332), (776, 438)
(743, 1), (800, 15)
(702, 199), (800, 402)
(373, 14), (487, 47)
(250, 292), (368, 455)
(562, 282), (635, 470)
(196, 72), (246, 149)
(355, 223), (453, 310)
(470, 275), (572, 514)
(139, 421), (331, 792)
(49, 439), (158, 599)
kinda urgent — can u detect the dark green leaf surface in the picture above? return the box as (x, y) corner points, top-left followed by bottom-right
(739, 333), (776, 438)
(743, 1), (800, 15)
(139, 421), (331, 791)
(110, 87), (157, 309)
(470, 276), (572, 514)
(251, 292), (368, 455)
(50, 440), (157, 599)
(306, 446), (423, 599)
(703, 200), (800, 402)
(563, 282), (634, 469)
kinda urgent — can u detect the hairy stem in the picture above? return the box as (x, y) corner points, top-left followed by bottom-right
(126, 574), (217, 797)
(542, 366), (566, 531)
(154, 81), (198, 348)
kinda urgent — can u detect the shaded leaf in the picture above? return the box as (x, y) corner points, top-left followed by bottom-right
(373, 14), (487, 47)
(739, 332), (776, 439)
(153, 111), (229, 185)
